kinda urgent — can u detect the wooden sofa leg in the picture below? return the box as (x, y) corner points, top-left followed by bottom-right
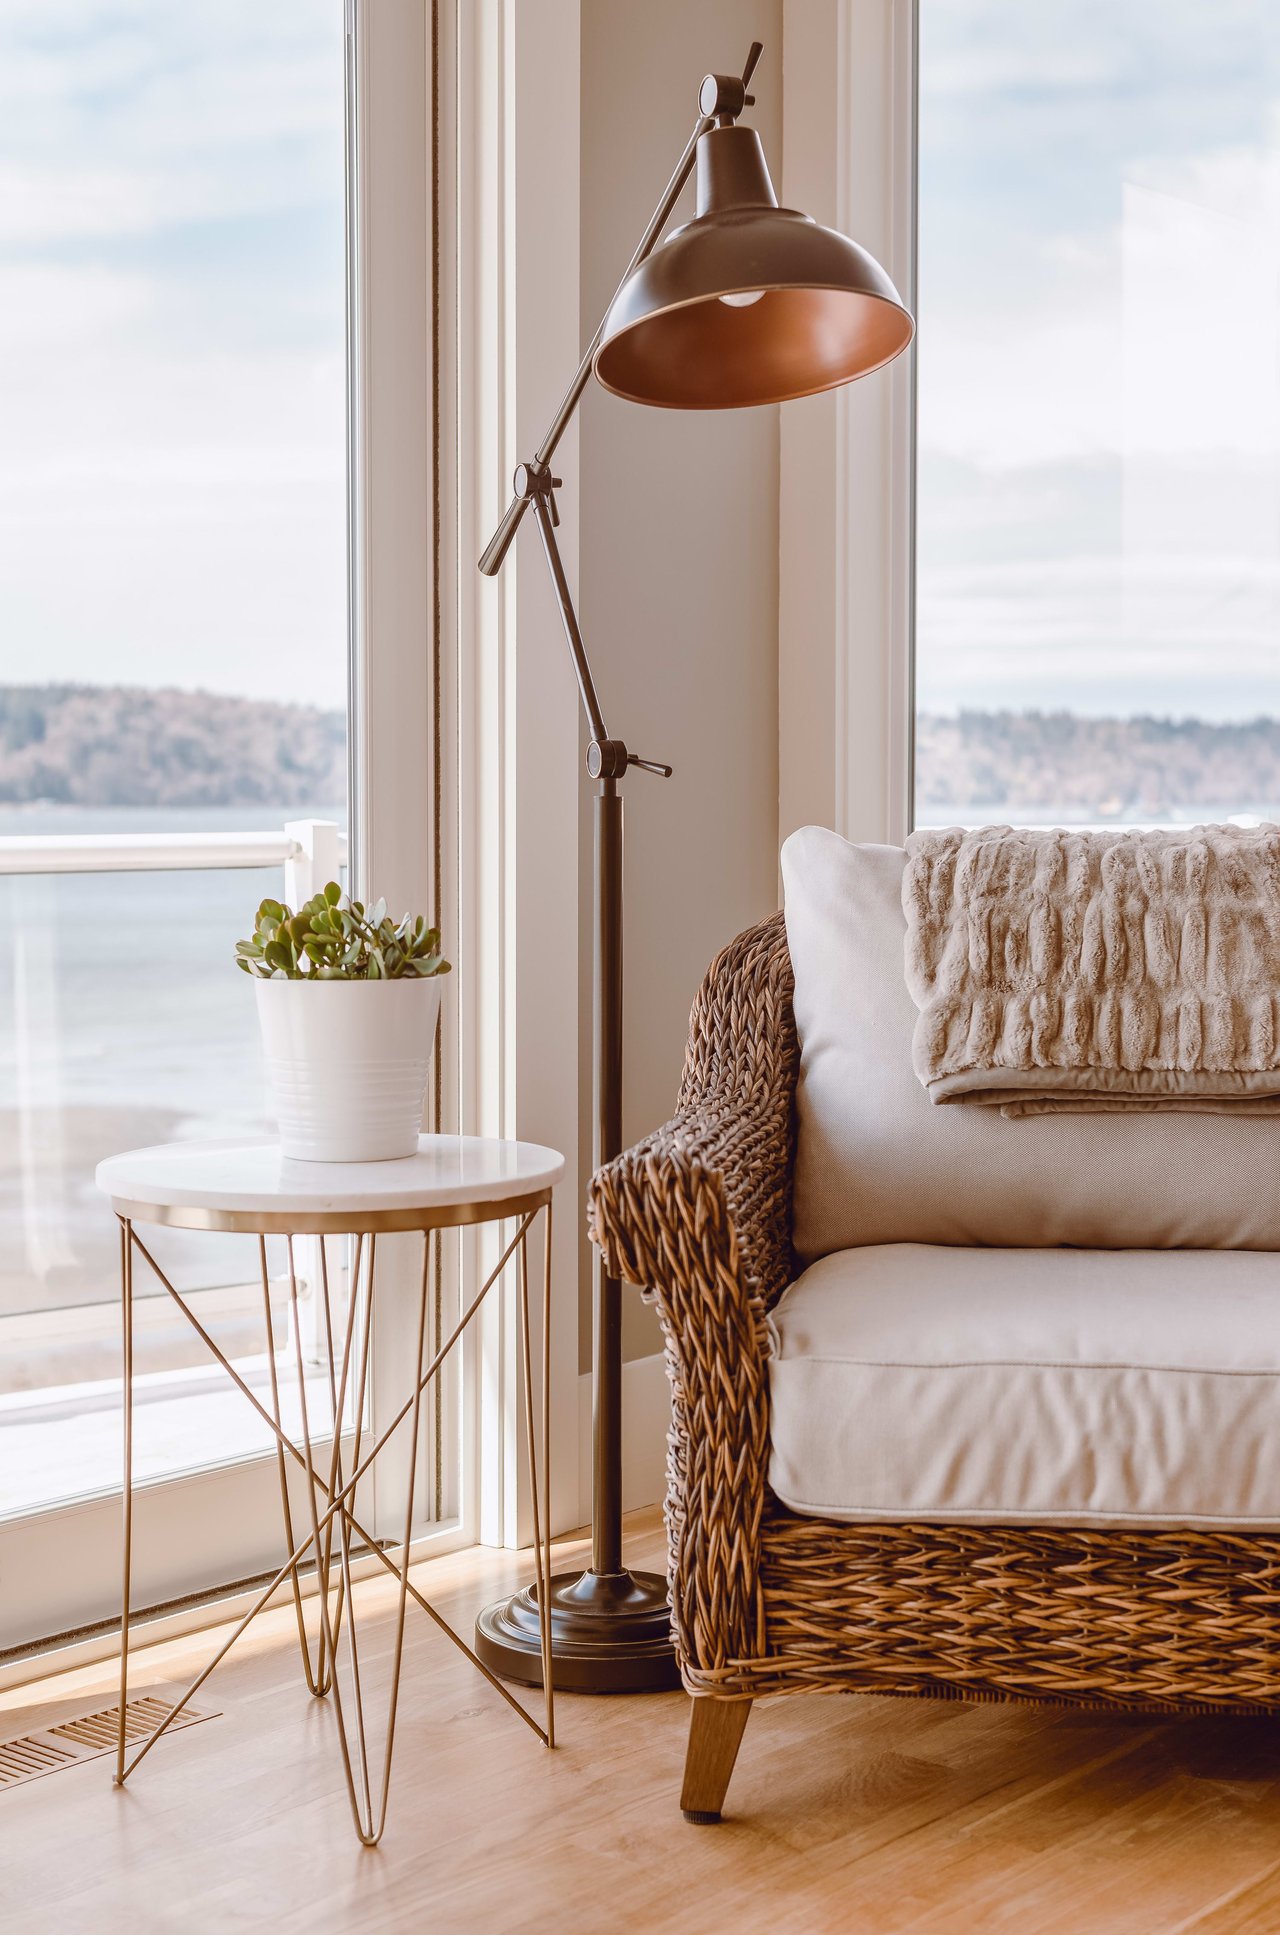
(680, 1699), (753, 1824)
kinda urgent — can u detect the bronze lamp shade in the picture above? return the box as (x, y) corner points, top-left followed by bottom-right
(594, 123), (914, 409)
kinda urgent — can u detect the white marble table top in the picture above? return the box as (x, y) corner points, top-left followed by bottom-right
(96, 1134), (565, 1221)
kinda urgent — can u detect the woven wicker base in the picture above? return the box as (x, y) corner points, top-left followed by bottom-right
(677, 1508), (1280, 1712)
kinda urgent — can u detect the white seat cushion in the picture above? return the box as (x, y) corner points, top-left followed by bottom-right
(767, 1244), (1280, 1527)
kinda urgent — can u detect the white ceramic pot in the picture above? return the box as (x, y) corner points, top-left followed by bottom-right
(254, 976), (443, 1162)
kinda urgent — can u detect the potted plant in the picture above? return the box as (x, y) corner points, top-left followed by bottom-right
(236, 883), (451, 1162)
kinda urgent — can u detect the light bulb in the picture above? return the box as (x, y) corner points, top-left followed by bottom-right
(717, 290), (765, 308)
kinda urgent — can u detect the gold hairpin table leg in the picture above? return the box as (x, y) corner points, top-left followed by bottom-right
(261, 1234), (330, 1696)
(518, 1205), (556, 1747)
(113, 1200), (555, 1847)
(115, 1218), (133, 1787)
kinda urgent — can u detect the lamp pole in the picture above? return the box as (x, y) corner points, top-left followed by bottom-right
(473, 47), (764, 1693)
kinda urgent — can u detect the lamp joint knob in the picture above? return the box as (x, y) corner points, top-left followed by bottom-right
(586, 739), (630, 781)
(699, 71), (745, 120)
(512, 461), (562, 500)
(698, 42), (763, 121)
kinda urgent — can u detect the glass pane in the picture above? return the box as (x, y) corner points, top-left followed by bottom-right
(914, 2), (1280, 828)
(0, 3), (349, 1513)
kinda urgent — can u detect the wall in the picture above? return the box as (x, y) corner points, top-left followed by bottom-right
(577, 0), (784, 1363)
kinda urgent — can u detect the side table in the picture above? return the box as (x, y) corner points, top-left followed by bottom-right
(96, 1133), (564, 1848)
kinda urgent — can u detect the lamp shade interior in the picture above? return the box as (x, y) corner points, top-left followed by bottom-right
(595, 282), (912, 410)
(593, 125), (914, 410)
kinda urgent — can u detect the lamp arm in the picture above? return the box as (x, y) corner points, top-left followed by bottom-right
(477, 106), (714, 583)
(528, 490), (608, 748)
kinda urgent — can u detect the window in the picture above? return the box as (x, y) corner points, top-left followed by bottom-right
(913, 2), (1280, 829)
(0, 1), (350, 1606)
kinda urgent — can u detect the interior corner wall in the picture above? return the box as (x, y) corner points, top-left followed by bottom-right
(577, 0), (784, 1367)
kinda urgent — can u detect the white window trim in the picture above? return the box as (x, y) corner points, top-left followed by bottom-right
(347, 0), (459, 1557)
(443, 0), (583, 1548)
(779, 0), (918, 848)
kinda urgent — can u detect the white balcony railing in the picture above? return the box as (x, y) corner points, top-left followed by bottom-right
(0, 817), (346, 904)
(0, 813), (350, 1496)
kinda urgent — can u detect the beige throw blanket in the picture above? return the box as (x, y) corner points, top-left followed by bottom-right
(902, 824), (1280, 1115)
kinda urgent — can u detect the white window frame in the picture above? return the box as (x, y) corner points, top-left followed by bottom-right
(443, 0), (583, 1550)
(779, 0), (918, 849)
(346, 0), (472, 1566)
(2, 0), (463, 1673)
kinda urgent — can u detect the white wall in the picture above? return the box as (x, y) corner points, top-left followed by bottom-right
(577, 0), (784, 1361)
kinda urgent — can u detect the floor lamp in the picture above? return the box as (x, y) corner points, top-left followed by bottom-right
(474, 42), (914, 1692)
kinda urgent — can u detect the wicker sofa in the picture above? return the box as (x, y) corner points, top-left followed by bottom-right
(588, 829), (1280, 1825)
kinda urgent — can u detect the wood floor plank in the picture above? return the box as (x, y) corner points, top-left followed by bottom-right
(3, 1511), (1280, 1935)
(1178, 1861), (1280, 1935)
(840, 1721), (1280, 1935)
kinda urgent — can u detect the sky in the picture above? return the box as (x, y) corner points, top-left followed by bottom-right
(916, 0), (1280, 720)
(2, 3), (1277, 724)
(0, 0), (348, 708)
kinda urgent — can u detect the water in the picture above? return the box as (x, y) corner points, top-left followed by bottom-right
(0, 803), (345, 1324)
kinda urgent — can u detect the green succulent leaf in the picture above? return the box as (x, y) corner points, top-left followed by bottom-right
(235, 882), (452, 981)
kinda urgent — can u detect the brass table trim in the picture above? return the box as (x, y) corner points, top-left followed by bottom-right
(104, 1185), (553, 1237)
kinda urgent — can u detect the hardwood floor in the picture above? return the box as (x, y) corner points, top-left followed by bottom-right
(4, 1508), (1280, 1934)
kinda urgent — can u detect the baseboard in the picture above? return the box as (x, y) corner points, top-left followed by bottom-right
(578, 1350), (670, 1521)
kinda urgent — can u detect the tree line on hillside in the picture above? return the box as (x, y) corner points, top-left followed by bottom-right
(0, 684), (346, 808)
(916, 710), (1280, 815)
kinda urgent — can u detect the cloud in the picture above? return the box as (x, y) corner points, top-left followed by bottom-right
(916, 0), (1280, 722)
(0, 1), (348, 706)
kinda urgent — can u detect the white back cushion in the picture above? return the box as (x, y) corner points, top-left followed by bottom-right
(781, 825), (1280, 1255)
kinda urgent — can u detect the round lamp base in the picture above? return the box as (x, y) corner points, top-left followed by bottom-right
(475, 1566), (680, 1694)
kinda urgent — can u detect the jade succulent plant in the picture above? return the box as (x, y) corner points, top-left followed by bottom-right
(236, 883), (451, 981)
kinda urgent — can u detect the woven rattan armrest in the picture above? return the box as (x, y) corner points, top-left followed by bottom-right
(588, 912), (798, 1678)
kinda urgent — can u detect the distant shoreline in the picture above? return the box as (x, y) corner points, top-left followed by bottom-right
(3, 682), (1279, 817)
(916, 709), (1280, 818)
